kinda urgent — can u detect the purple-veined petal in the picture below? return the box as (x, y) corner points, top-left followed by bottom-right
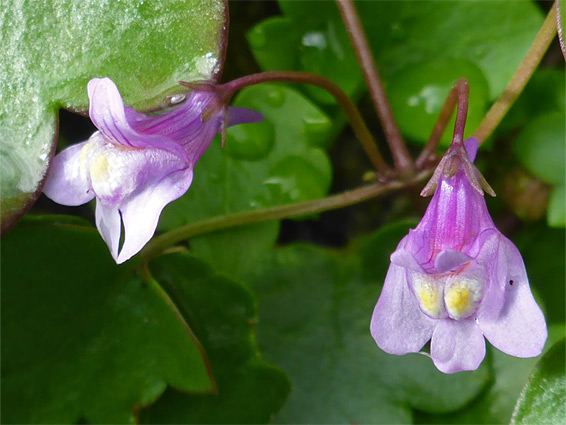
(115, 166), (193, 264)
(371, 263), (436, 355)
(391, 250), (426, 272)
(431, 318), (485, 373)
(227, 106), (264, 126)
(87, 78), (189, 161)
(478, 237), (547, 357)
(43, 141), (94, 206)
(95, 202), (122, 261)
(464, 138), (479, 162)
(434, 249), (473, 274)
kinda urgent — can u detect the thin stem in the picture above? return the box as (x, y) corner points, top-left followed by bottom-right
(140, 170), (431, 262)
(336, 0), (414, 175)
(416, 80), (459, 168)
(473, 3), (558, 144)
(557, 0), (566, 61)
(220, 71), (392, 177)
(452, 78), (469, 146)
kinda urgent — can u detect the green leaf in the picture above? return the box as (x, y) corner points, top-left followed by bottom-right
(511, 338), (566, 425)
(248, 242), (490, 423)
(160, 84), (333, 278)
(141, 251), (290, 423)
(249, 0), (542, 106)
(501, 69), (565, 135)
(514, 112), (566, 187)
(0, 0), (227, 231)
(548, 186), (566, 228)
(388, 58), (489, 146)
(1, 217), (214, 424)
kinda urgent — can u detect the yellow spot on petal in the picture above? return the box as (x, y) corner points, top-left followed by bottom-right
(90, 154), (109, 182)
(444, 279), (482, 320)
(412, 276), (444, 319)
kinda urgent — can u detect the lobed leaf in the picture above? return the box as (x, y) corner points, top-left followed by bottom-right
(141, 251), (291, 423)
(0, 0), (227, 231)
(1, 217), (214, 424)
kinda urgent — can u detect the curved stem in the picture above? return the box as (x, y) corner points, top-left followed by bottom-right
(336, 0), (414, 175)
(140, 170), (431, 262)
(220, 71), (392, 177)
(473, 3), (557, 144)
(416, 82), (459, 168)
(557, 0), (566, 60)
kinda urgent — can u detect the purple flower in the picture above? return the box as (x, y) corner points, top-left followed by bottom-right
(43, 78), (262, 264)
(370, 137), (547, 373)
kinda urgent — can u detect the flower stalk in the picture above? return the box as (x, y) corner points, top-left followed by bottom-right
(473, 2), (558, 144)
(140, 169), (432, 262)
(416, 80), (460, 169)
(336, 0), (414, 175)
(184, 71), (392, 178)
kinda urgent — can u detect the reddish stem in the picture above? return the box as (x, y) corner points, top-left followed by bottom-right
(416, 82), (459, 168)
(452, 78), (469, 146)
(335, 0), (414, 175)
(186, 71), (393, 177)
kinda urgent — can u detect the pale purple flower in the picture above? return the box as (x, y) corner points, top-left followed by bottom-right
(43, 77), (261, 264)
(370, 137), (547, 373)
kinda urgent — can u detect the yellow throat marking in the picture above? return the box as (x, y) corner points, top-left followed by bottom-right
(444, 279), (481, 320)
(413, 277), (444, 319)
(90, 154), (110, 182)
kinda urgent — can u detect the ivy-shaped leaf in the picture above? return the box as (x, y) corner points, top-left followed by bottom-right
(1, 217), (214, 424)
(0, 0), (227, 231)
(141, 251), (291, 424)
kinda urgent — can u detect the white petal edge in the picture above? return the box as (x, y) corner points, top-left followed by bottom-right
(95, 202), (122, 261)
(43, 142), (94, 206)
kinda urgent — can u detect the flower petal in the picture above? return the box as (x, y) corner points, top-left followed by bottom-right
(43, 141), (94, 206)
(434, 249), (472, 274)
(227, 106), (264, 126)
(87, 78), (189, 161)
(116, 166), (193, 264)
(431, 318), (485, 373)
(478, 237), (547, 357)
(464, 137), (479, 162)
(371, 263), (436, 355)
(95, 201), (122, 261)
(391, 250), (426, 272)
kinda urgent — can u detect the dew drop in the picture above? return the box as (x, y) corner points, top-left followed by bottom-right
(169, 94), (186, 105)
